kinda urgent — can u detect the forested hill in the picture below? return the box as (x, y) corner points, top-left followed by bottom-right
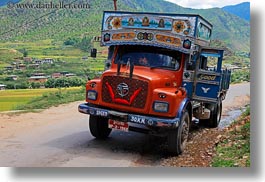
(222, 2), (250, 21)
(0, 0), (250, 52)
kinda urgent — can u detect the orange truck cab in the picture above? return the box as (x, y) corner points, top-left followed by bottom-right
(78, 11), (231, 155)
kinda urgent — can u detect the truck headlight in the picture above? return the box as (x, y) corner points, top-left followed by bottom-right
(87, 90), (97, 100)
(153, 101), (169, 112)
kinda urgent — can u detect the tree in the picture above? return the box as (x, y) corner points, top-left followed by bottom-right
(22, 48), (28, 57)
(77, 36), (92, 52)
(64, 37), (78, 46)
(44, 77), (86, 88)
(44, 78), (56, 88)
(63, 36), (92, 52)
(30, 82), (41, 89)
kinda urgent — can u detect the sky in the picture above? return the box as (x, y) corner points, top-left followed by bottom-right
(164, 0), (252, 9)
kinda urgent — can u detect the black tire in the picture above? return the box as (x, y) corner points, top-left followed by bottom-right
(167, 111), (190, 155)
(209, 99), (222, 128)
(201, 99), (222, 128)
(89, 115), (112, 139)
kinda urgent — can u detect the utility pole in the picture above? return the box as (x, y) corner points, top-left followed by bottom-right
(113, 0), (117, 11)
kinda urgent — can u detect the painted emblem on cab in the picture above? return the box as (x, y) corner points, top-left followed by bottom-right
(201, 87), (210, 94)
(117, 83), (129, 97)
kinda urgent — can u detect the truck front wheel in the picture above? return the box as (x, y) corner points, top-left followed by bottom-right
(167, 111), (190, 155)
(89, 115), (112, 139)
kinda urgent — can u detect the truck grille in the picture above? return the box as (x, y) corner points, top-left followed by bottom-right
(102, 76), (148, 109)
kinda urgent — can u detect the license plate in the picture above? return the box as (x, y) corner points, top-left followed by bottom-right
(108, 119), (129, 132)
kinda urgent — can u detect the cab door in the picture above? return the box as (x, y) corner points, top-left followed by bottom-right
(193, 48), (224, 102)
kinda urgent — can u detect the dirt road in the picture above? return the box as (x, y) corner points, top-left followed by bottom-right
(0, 83), (250, 167)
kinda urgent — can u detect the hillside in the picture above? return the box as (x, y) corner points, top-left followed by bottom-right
(0, 0), (250, 52)
(222, 2), (250, 21)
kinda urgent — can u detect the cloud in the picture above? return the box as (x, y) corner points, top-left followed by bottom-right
(164, 0), (251, 9)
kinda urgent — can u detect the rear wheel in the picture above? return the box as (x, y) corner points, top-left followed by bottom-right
(201, 99), (222, 128)
(89, 115), (112, 139)
(209, 99), (222, 128)
(167, 111), (190, 155)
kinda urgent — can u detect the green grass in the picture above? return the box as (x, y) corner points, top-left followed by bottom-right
(0, 39), (107, 60)
(14, 87), (85, 111)
(0, 87), (83, 111)
(0, 89), (50, 111)
(211, 106), (250, 167)
(0, 40), (87, 60)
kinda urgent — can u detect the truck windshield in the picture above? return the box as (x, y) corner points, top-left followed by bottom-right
(115, 45), (181, 70)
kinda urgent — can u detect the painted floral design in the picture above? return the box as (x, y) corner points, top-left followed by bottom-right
(106, 16), (113, 29)
(183, 20), (191, 35)
(112, 17), (121, 29)
(174, 21), (185, 33)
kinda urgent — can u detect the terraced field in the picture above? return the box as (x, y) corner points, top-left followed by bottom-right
(0, 87), (82, 111)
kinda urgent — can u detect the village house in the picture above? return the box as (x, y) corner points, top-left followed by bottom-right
(7, 75), (18, 81)
(32, 73), (46, 77)
(4, 66), (14, 71)
(0, 84), (6, 90)
(15, 60), (23, 65)
(27, 73), (48, 83)
(51, 72), (76, 78)
(43, 58), (54, 64)
(34, 58), (54, 64)
(34, 59), (42, 64)
(23, 57), (32, 63)
(65, 73), (76, 77)
(18, 64), (26, 70)
(28, 64), (40, 69)
(60, 71), (69, 76)
(51, 72), (63, 79)
(28, 76), (48, 83)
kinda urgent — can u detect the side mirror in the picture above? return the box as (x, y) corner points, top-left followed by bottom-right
(90, 48), (97, 58)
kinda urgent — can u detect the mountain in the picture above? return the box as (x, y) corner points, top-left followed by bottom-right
(0, 0), (250, 52)
(222, 2), (250, 21)
(0, 0), (20, 6)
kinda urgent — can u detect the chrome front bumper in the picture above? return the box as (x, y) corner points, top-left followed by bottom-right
(78, 103), (179, 128)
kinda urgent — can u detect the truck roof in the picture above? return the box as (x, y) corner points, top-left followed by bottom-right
(101, 11), (213, 53)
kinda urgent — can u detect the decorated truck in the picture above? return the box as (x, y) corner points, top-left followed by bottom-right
(78, 11), (231, 155)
